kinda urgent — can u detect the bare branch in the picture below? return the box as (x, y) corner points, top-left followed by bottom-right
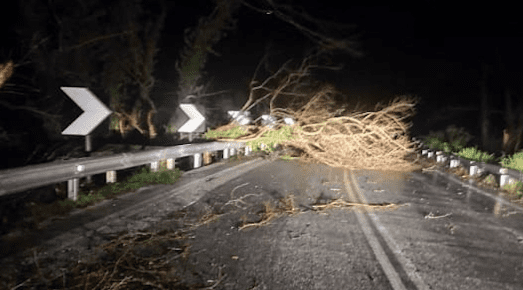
(0, 61), (14, 89)
(242, 0), (361, 55)
(0, 100), (61, 132)
(66, 31), (133, 51)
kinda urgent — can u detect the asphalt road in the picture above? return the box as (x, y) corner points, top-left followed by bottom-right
(2, 155), (523, 289)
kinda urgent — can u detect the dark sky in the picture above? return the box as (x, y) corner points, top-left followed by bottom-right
(156, 0), (522, 136)
(156, 1), (522, 106)
(2, 0), (522, 136)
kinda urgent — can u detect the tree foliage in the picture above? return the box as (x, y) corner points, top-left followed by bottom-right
(175, 0), (241, 101)
(9, 0), (166, 141)
(174, 0), (360, 132)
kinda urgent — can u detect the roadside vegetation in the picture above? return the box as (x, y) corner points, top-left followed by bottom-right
(60, 167), (182, 208)
(500, 151), (523, 172)
(205, 125), (295, 153)
(422, 127), (523, 200)
(456, 147), (495, 163)
(423, 129), (522, 170)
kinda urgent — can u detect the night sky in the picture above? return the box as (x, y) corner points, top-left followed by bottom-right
(2, 0), (523, 138)
(159, 1), (522, 108)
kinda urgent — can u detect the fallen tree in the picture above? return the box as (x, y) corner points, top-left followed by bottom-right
(207, 53), (419, 171)
(289, 93), (418, 170)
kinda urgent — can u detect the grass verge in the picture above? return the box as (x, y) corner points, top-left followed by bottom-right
(501, 152), (523, 173)
(455, 147), (495, 163)
(25, 167), (182, 227)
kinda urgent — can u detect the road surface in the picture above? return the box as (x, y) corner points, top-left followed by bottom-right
(2, 156), (523, 289)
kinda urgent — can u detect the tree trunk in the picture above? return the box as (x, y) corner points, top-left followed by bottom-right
(502, 88), (523, 155)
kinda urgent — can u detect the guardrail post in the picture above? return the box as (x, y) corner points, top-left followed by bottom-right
(435, 151), (447, 164)
(436, 151), (443, 163)
(150, 161), (159, 172)
(500, 168), (510, 187)
(450, 158), (460, 168)
(203, 152), (212, 165)
(67, 178), (79, 201)
(194, 153), (202, 168)
(106, 170), (116, 183)
(223, 148), (229, 159)
(469, 161), (479, 176)
(167, 158), (175, 170)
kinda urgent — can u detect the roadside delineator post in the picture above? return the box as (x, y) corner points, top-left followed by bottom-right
(245, 146), (251, 156)
(223, 148), (229, 159)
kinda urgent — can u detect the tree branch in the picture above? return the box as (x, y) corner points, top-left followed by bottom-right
(66, 31), (133, 51)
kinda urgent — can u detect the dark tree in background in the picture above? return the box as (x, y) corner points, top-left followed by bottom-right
(1, 0), (360, 167)
(477, 41), (523, 155)
(174, 0), (360, 128)
(175, 0), (241, 102)
(102, 0), (166, 139)
(10, 0), (165, 141)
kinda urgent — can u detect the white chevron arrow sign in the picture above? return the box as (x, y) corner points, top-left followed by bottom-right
(178, 103), (205, 133)
(61, 87), (112, 136)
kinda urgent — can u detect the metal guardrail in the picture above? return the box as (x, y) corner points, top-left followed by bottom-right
(413, 138), (523, 187)
(0, 141), (249, 200)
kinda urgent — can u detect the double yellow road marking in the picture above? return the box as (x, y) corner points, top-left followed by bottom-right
(343, 169), (409, 290)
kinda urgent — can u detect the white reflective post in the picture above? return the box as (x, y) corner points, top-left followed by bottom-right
(167, 158), (175, 170)
(194, 153), (202, 168)
(68, 178), (79, 201)
(106, 170), (117, 183)
(499, 168), (510, 187)
(150, 161), (159, 172)
(469, 162), (478, 176)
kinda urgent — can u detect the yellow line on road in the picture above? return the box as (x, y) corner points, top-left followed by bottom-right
(343, 170), (408, 290)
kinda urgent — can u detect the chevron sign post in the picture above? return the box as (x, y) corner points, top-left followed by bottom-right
(60, 87), (112, 198)
(61, 87), (112, 136)
(178, 103), (206, 142)
(178, 104), (206, 133)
